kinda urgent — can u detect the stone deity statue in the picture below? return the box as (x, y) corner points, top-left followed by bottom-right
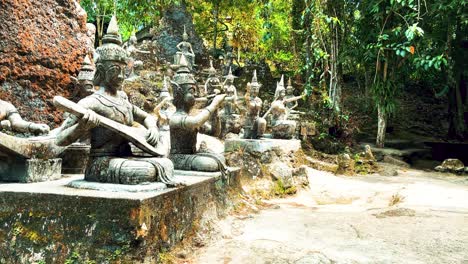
(125, 32), (150, 79)
(265, 75), (303, 139)
(71, 55), (95, 102)
(204, 60), (223, 96)
(153, 76), (176, 157)
(0, 100), (49, 135)
(285, 78), (298, 110)
(175, 25), (195, 69)
(169, 54), (226, 171)
(243, 70), (266, 139)
(220, 67), (241, 137)
(55, 16), (176, 186)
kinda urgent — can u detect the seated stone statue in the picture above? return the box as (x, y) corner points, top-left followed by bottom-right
(266, 75), (304, 139)
(0, 100), (49, 135)
(175, 25), (195, 69)
(243, 70), (266, 139)
(55, 16), (176, 186)
(125, 32), (150, 79)
(169, 54), (226, 172)
(221, 67), (241, 137)
(153, 76), (176, 157)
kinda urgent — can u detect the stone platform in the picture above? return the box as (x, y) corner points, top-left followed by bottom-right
(0, 169), (240, 263)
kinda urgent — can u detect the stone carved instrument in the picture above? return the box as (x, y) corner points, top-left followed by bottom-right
(53, 96), (166, 157)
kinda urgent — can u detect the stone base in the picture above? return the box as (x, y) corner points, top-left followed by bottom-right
(0, 157), (62, 183)
(0, 169), (240, 263)
(225, 138), (301, 154)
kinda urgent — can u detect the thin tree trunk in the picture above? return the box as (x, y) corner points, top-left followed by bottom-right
(376, 106), (387, 148)
(376, 58), (388, 148)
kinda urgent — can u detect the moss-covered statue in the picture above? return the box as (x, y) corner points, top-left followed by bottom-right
(169, 54), (226, 171)
(55, 16), (176, 186)
(242, 70), (266, 139)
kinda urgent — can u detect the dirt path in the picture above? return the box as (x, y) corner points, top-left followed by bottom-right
(191, 167), (468, 264)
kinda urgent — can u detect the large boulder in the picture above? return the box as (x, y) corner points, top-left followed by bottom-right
(150, 3), (206, 65)
(0, 0), (88, 126)
(435, 159), (465, 174)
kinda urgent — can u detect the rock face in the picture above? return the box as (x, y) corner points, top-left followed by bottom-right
(151, 3), (206, 64)
(0, 0), (88, 125)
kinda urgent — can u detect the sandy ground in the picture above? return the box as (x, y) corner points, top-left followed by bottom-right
(190, 166), (468, 264)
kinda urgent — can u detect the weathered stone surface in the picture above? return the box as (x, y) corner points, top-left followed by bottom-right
(0, 170), (240, 263)
(304, 156), (339, 173)
(383, 155), (410, 168)
(336, 153), (355, 176)
(0, 0), (88, 126)
(435, 158), (465, 173)
(25, 158), (62, 182)
(225, 138), (301, 154)
(150, 3), (206, 64)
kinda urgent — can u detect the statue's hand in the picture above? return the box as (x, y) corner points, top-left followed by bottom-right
(212, 94), (226, 107)
(146, 127), (159, 146)
(29, 123), (50, 135)
(79, 110), (100, 130)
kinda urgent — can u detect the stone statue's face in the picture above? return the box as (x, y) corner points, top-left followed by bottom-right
(103, 61), (126, 92)
(251, 86), (259, 97)
(278, 89), (285, 99)
(183, 33), (188, 41)
(286, 87), (293, 95)
(183, 84), (196, 110)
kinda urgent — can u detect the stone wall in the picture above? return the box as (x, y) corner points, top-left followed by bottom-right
(0, 0), (88, 126)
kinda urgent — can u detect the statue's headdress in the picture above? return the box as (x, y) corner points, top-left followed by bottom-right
(224, 66), (237, 81)
(173, 54), (196, 86)
(160, 76), (172, 99)
(274, 75), (285, 98)
(208, 60), (217, 75)
(95, 15), (127, 64)
(77, 55), (95, 82)
(250, 70), (261, 90)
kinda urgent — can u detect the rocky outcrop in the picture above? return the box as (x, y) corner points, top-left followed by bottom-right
(150, 3), (206, 64)
(0, 0), (88, 126)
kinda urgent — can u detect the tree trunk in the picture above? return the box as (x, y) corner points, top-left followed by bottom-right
(376, 105), (387, 148)
(212, 2), (219, 56)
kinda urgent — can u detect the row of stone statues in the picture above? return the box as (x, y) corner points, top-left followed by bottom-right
(0, 15), (303, 188)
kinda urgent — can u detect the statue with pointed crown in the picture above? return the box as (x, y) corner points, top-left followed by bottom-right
(169, 54), (227, 172)
(219, 67), (241, 137)
(55, 16), (177, 186)
(175, 25), (195, 69)
(242, 70), (266, 139)
(71, 55), (95, 102)
(153, 76), (176, 157)
(264, 75), (304, 139)
(204, 60), (222, 96)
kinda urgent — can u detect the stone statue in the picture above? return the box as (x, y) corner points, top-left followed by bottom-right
(125, 32), (150, 79)
(0, 100), (50, 135)
(55, 16), (176, 186)
(71, 55), (95, 102)
(169, 54), (226, 171)
(220, 67), (241, 137)
(264, 75), (303, 139)
(153, 76), (176, 157)
(204, 60), (223, 96)
(243, 70), (266, 139)
(85, 23), (96, 60)
(285, 78), (298, 110)
(175, 25), (195, 69)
